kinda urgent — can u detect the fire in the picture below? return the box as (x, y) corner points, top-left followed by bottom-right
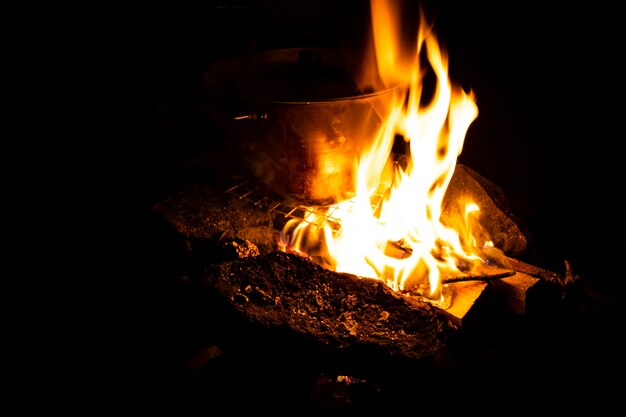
(279, 1), (489, 302)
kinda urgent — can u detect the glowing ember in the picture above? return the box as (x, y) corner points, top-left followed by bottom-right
(279, 0), (495, 303)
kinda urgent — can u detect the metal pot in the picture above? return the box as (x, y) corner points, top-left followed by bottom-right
(205, 47), (402, 204)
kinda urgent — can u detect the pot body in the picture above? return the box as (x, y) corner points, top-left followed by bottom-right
(206, 48), (400, 204)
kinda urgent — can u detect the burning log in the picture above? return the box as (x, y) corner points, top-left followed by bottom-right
(196, 250), (450, 368)
(443, 164), (529, 257)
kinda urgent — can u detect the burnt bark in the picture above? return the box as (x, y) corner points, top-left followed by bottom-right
(152, 181), (280, 258)
(194, 250), (450, 368)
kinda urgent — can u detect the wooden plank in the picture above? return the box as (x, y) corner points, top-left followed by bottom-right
(438, 280), (489, 328)
(490, 272), (540, 315)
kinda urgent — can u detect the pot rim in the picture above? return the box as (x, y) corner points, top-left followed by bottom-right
(247, 83), (406, 105)
(207, 46), (406, 105)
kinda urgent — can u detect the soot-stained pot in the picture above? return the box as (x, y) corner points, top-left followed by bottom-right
(205, 47), (402, 205)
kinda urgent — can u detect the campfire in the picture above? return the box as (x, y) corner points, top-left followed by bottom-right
(194, 1), (577, 315)
(138, 0), (618, 411)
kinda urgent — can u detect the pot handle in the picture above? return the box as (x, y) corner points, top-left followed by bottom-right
(233, 112), (268, 121)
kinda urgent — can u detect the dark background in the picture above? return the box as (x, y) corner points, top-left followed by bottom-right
(108, 0), (624, 410)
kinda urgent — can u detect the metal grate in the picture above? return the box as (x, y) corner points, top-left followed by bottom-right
(225, 179), (390, 233)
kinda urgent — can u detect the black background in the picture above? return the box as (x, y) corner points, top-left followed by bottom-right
(106, 0), (624, 410)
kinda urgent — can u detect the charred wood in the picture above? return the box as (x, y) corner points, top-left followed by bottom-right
(505, 256), (579, 288)
(152, 181), (280, 259)
(193, 251), (453, 374)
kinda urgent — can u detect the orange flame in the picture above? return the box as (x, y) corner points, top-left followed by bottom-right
(280, 1), (486, 302)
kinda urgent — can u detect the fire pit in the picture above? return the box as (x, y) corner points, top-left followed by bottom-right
(143, 172), (607, 411)
(127, 0), (621, 412)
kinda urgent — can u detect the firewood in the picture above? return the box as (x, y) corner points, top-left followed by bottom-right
(443, 164), (529, 257)
(195, 251), (451, 366)
(490, 258), (581, 316)
(400, 270), (513, 328)
(441, 269), (515, 284)
(152, 181), (280, 256)
(490, 272), (540, 315)
(439, 280), (490, 328)
(505, 256), (579, 288)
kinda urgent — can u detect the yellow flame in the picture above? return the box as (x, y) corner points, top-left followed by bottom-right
(280, 1), (485, 300)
